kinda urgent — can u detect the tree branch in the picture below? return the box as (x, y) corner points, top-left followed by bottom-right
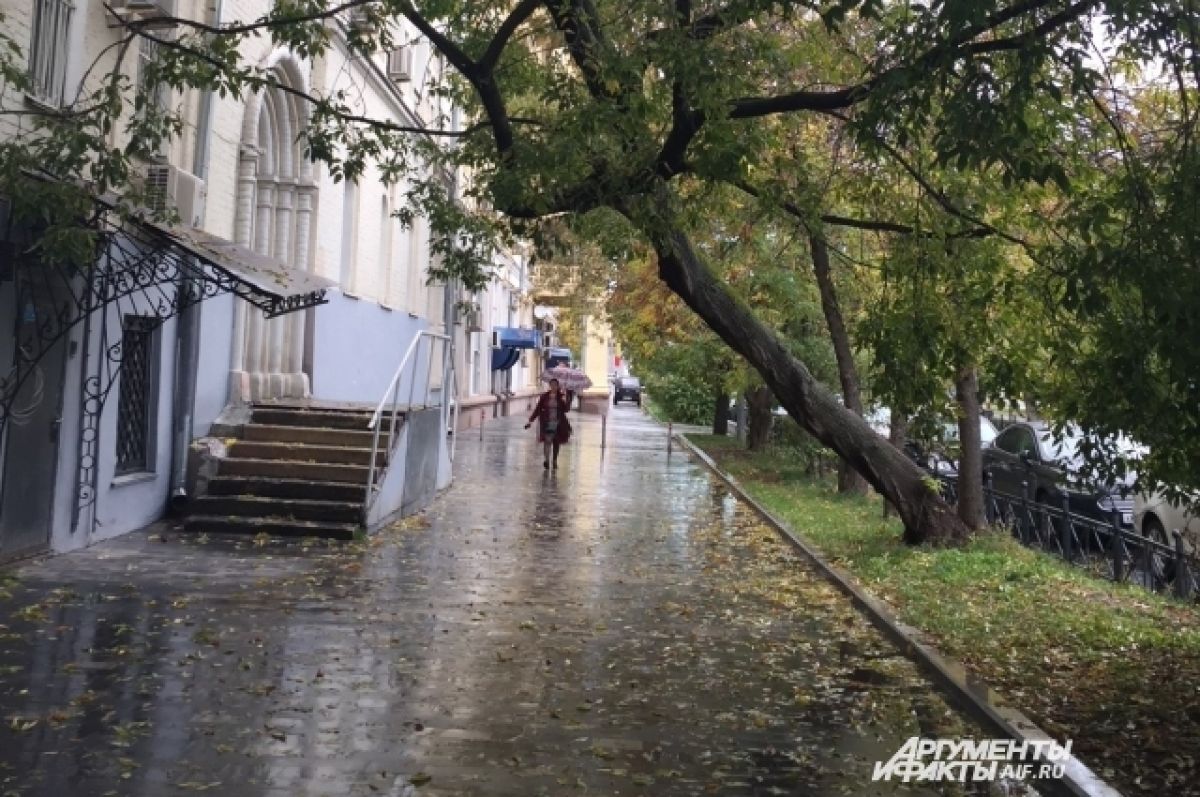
(479, 0), (544, 71)
(396, 3), (527, 154)
(727, 0), (1099, 121)
(105, 0), (373, 36)
(821, 213), (983, 237)
(729, 84), (874, 118)
(395, 3), (477, 80)
(960, 0), (1100, 56)
(543, 0), (613, 99)
(135, 28), (503, 140)
(656, 0), (700, 177)
(819, 109), (1036, 251)
(646, 0), (810, 42)
(725, 175), (993, 240)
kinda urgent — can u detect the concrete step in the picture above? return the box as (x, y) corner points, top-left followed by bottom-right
(217, 457), (370, 484)
(189, 495), (361, 523)
(226, 440), (386, 467)
(182, 514), (358, 541)
(242, 423), (382, 448)
(206, 476), (364, 503)
(250, 407), (381, 431)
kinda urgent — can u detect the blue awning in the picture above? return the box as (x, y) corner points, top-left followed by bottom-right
(495, 326), (541, 349)
(491, 347), (521, 371)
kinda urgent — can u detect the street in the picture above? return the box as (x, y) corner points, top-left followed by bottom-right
(0, 407), (1001, 796)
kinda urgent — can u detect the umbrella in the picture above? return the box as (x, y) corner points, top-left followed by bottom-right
(541, 364), (592, 393)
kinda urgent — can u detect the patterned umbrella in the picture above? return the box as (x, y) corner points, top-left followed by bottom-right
(541, 364), (592, 392)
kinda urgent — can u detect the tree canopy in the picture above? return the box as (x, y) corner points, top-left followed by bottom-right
(2, 0), (1198, 541)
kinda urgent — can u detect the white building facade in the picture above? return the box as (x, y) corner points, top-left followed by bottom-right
(451, 246), (542, 429)
(0, 0), (524, 559)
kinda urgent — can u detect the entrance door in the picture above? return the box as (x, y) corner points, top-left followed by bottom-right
(0, 301), (67, 562)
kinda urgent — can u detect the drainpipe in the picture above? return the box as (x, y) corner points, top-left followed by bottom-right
(169, 0), (222, 511)
(439, 102), (463, 435)
(443, 153), (459, 442)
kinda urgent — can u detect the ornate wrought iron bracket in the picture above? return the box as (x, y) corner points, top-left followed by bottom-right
(0, 199), (330, 537)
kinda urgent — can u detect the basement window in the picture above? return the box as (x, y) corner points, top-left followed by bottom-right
(115, 315), (160, 475)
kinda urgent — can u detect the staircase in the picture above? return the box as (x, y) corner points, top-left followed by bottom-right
(183, 404), (398, 540)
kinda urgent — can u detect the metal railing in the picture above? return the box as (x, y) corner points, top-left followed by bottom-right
(937, 475), (1198, 600)
(364, 330), (452, 513)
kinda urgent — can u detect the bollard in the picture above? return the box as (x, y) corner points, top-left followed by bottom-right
(602, 413), (607, 449)
(479, 409), (484, 440)
(668, 422), (673, 453)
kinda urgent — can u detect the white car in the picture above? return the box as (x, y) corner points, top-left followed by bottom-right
(864, 406), (891, 437)
(1135, 491), (1199, 554)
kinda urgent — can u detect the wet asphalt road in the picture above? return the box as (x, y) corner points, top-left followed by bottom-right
(0, 407), (1003, 796)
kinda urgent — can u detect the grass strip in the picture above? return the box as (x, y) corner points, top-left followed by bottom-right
(689, 433), (1200, 797)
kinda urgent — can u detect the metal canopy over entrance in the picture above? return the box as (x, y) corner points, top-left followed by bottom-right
(0, 195), (333, 550)
(491, 347), (521, 371)
(1, 211), (332, 430)
(490, 327), (540, 373)
(149, 224), (333, 319)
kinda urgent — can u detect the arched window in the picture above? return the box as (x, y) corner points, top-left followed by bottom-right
(230, 55), (317, 401)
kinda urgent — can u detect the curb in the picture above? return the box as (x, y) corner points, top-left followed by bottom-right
(675, 433), (1122, 797)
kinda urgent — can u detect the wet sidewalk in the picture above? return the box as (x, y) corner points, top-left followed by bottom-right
(0, 408), (998, 796)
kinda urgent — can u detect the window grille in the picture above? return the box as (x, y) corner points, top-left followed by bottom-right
(28, 0), (73, 107)
(115, 316), (158, 474)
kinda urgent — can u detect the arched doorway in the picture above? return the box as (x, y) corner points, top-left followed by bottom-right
(230, 52), (316, 401)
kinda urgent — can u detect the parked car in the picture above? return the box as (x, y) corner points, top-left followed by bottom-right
(982, 421), (1140, 526)
(864, 406), (892, 437)
(859, 406), (995, 476)
(1135, 491), (1199, 554)
(613, 376), (642, 406)
(906, 417), (1000, 477)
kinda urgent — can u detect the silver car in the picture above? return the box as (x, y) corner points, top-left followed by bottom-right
(1135, 491), (1199, 554)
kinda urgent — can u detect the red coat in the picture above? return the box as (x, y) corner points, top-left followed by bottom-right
(529, 390), (572, 444)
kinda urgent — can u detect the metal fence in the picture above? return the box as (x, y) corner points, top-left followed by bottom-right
(937, 475), (1198, 601)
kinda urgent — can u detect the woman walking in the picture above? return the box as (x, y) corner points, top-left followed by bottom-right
(525, 378), (572, 469)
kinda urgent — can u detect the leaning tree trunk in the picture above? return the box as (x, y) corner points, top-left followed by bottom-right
(884, 410), (910, 520)
(746, 385), (774, 450)
(809, 232), (868, 496)
(635, 210), (969, 545)
(955, 366), (985, 529)
(712, 383), (730, 435)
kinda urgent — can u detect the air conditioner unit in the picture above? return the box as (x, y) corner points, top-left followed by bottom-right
(108, 0), (179, 28)
(141, 165), (206, 228)
(387, 47), (413, 82)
